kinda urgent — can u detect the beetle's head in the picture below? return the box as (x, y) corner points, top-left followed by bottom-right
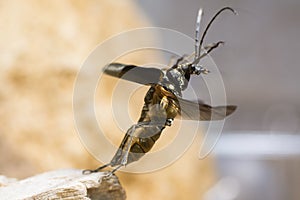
(188, 63), (210, 75)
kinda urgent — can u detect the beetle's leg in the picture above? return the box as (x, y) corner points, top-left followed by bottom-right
(200, 41), (224, 59)
(83, 124), (138, 175)
(101, 164), (124, 179)
(110, 165), (124, 175)
(192, 40), (225, 66)
(85, 121), (167, 176)
(173, 54), (191, 67)
(167, 55), (178, 67)
(119, 125), (137, 166)
(82, 124), (139, 174)
(82, 163), (111, 174)
(166, 55), (190, 69)
(101, 124), (140, 176)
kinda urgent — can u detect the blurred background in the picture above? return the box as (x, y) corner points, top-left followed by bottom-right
(0, 0), (300, 200)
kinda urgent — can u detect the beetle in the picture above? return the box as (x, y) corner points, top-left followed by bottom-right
(83, 7), (237, 174)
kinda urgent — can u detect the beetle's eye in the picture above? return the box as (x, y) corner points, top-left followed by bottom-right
(190, 64), (200, 74)
(190, 65), (194, 71)
(190, 64), (197, 72)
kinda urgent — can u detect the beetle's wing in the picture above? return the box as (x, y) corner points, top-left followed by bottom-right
(103, 63), (163, 85)
(177, 97), (236, 121)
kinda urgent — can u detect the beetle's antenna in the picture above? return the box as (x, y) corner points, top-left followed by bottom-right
(194, 8), (203, 61)
(194, 7), (237, 65)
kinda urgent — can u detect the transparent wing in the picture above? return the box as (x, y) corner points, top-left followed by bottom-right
(104, 63), (163, 85)
(177, 97), (237, 121)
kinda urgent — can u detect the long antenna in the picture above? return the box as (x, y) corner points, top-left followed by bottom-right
(194, 9), (203, 61)
(194, 7), (237, 64)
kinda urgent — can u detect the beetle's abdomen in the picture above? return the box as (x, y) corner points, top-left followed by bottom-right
(110, 85), (179, 167)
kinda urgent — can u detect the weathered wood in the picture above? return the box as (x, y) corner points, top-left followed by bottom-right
(0, 169), (126, 200)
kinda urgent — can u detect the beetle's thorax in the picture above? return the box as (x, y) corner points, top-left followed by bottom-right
(159, 66), (192, 97)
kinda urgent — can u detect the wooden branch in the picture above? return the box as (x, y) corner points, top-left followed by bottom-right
(0, 169), (126, 200)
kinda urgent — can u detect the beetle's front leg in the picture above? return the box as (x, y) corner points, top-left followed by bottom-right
(190, 41), (225, 75)
(200, 41), (224, 58)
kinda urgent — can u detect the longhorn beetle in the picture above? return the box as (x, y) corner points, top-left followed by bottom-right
(84, 7), (237, 175)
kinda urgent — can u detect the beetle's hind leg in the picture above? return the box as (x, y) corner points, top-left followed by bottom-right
(82, 163), (111, 174)
(83, 124), (138, 176)
(82, 164), (123, 181)
(82, 163), (123, 179)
